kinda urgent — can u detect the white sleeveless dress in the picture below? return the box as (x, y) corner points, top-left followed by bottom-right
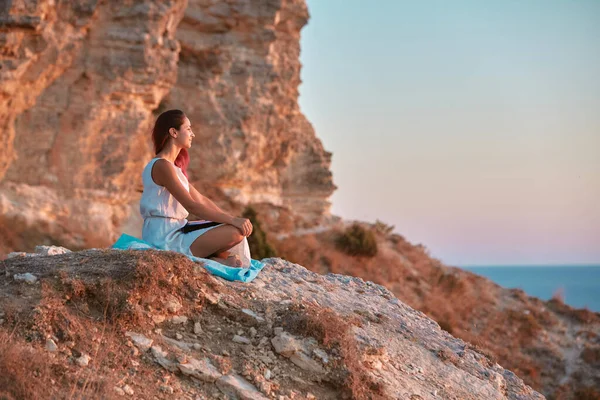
(139, 157), (251, 266)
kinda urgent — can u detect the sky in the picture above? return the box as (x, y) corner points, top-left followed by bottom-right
(298, 0), (600, 266)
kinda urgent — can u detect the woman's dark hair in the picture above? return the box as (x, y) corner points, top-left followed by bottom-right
(152, 109), (190, 177)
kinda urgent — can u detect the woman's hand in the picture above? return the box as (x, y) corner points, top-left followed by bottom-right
(231, 217), (253, 237)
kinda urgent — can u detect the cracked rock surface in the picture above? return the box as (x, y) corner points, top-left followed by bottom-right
(0, 248), (544, 399)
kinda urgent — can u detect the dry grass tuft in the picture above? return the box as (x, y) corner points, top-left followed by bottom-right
(554, 385), (600, 400)
(0, 330), (115, 400)
(547, 299), (599, 324)
(505, 309), (543, 345)
(283, 305), (385, 400)
(574, 387), (600, 400)
(0, 331), (55, 400)
(0, 249), (218, 399)
(581, 345), (600, 366)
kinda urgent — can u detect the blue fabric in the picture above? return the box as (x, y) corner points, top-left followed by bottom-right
(111, 233), (265, 283)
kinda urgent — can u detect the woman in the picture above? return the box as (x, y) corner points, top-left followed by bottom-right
(139, 109), (253, 267)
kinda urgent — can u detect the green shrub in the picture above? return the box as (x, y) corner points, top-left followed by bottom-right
(242, 206), (276, 260)
(374, 219), (395, 235)
(336, 223), (378, 257)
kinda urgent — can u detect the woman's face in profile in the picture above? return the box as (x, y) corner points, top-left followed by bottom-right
(175, 117), (195, 149)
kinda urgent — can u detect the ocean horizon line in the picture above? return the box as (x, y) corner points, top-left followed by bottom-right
(460, 263), (600, 268)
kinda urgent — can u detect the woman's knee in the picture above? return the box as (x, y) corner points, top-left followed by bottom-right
(229, 228), (244, 245)
(204, 225), (243, 248)
(189, 225), (243, 258)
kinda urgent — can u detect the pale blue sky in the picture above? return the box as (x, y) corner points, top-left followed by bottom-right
(298, 0), (600, 266)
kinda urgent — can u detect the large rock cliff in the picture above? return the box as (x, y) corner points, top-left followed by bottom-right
(0, 0), (335, 254)
(165, 0), (335, 219)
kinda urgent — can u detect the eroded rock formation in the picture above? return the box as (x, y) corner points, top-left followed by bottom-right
(167, 0), (335, 220)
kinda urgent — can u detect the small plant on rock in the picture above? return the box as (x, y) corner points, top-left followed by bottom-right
(242, 206), (276, 259)
(336, 223), (378, 257)
(374, 219), (395, 235)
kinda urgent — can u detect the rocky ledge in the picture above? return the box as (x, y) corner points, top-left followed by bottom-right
(0, 247), (543, 399)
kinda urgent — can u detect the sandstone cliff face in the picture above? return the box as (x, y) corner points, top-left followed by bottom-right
(0, 0), (188, 252)
(166, 0), (335, 221)
(0, 0), (335, 254)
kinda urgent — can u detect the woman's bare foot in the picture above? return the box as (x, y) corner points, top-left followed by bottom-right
(225, 255), (242, 267)
(209, 254), (242, 268)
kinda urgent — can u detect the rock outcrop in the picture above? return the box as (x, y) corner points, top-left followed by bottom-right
(0, 0), (335, 254)
(0, 247), (544, 399)
(274, 223), (600, 399)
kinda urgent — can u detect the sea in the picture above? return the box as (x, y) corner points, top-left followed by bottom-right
(460, 265), (600, 313)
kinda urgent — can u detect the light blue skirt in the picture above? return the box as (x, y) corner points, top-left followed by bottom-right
(142, 217), (251, 267)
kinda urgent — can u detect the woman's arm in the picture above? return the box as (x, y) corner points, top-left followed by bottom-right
(152, 160), (234, 225)
(189, 185), (224, 214)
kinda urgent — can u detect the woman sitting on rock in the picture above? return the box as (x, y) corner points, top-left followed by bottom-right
(139, 109), (253, 267)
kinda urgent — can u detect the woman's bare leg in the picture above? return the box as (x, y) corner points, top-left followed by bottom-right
(189, 225), (244, 266)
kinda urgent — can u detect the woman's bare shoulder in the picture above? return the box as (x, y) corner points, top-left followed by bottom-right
(151, 158), (176, 187)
